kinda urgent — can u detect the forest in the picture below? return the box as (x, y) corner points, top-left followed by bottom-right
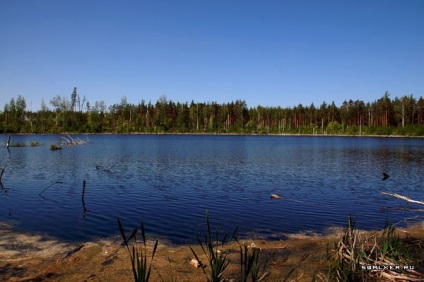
(1, 88), (424, 136)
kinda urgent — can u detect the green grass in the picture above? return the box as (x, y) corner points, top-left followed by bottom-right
(378, 220), (411, 263)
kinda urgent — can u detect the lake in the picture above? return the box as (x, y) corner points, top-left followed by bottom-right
(0, 134), (423, 244)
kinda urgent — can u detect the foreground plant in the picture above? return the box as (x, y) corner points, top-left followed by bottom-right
(117, 218), (158, 282)
(189, 211), (238, 282)
(379, 219), (410, 263)
(331, 214), (363, 281)
(239, 243), (269, 282)
(317, 215), (423, 282)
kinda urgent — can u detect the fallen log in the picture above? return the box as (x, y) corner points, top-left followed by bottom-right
(381, 192), (424, 206)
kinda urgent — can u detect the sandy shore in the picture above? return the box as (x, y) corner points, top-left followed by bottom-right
(1, 222), (423, 281)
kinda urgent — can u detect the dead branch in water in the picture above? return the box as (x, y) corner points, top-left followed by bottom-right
(82, 180), (88, 216)
(381, 192), (424, 206)
(59, 134), (88, 146)
(39, 181), (63, 196)
(0, 165), (6, 184)
(0, 165), (6, 192)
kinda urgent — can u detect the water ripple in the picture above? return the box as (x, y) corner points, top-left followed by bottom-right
(0, 135), (423, 243)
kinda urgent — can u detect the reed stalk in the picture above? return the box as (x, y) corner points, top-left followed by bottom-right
(239, 244), (269, 282)
(117, 218), (158, 282)
(189, 211), (238, 282)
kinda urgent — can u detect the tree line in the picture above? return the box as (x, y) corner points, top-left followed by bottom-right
(1, 88), (423, 136)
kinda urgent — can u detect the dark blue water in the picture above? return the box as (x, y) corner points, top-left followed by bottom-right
(0, 135), (423, 243)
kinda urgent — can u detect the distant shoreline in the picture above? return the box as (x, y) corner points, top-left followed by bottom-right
(2, 132), (424, 138)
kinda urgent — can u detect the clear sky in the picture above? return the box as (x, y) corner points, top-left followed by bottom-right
(1, 0), (423, 111)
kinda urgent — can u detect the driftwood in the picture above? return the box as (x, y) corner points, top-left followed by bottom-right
(327, 215), (424, 282)
(381, 192), (424, 206)
(379, 270), (424, 282)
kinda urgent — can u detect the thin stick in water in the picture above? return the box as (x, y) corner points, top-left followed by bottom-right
(0, 165), (6, 184)
(39, 181), (63, 196)
(82, 180), (88, 215)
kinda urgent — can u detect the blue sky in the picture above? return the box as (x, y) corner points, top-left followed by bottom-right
(1, 0), (423, 111)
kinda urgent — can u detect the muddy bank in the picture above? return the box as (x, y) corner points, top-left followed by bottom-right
(1, 222), (423, 281)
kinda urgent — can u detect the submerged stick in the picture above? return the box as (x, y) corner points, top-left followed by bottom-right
(82, 180), (88, 215)
(82, 180), (86, 199)
(0, 165), (6, 184)
(381, 192), (424, 205)
(39, 181), (63, 196)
